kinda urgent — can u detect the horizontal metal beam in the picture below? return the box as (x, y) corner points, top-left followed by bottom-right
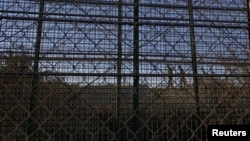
(0, 71), (249, 77)
(0, 15), (247, 29)
(1, 10), (246, 25)
(24, 1), (248, 12)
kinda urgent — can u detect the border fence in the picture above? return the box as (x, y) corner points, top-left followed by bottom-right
(0, 0), (250, 140)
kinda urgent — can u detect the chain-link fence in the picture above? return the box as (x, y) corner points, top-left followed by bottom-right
(0, 0), (250, 140)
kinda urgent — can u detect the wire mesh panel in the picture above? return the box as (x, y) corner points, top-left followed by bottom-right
(0, 0), (250, 140)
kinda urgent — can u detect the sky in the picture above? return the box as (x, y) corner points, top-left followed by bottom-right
(0, 0), (249, 87)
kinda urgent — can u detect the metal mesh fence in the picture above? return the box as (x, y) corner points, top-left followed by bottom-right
(0, 0), (250, 140)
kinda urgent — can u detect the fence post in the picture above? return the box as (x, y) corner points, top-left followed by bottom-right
(27, 0), (44, 138)
(133, 0), (140, 140)
(187, 0), (202, 139)
(247, 0), (250, 44)
(116, 0), (123, 139)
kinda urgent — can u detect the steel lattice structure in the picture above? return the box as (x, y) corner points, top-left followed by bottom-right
(0, 0), (250, 140)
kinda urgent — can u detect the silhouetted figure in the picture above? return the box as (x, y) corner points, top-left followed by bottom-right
(178, 65), (186, 88)
(167, 65), (173, 89)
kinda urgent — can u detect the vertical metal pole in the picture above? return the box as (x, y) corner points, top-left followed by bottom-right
(133, 0), (140, 140)
(116, 0), (122, 139)
(188, 0), (201, 139)
(27, 0), (44, 137)
(247, 0), (250, 44)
